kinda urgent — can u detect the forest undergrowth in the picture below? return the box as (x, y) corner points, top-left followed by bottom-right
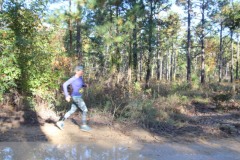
(1, 77), (240, 139)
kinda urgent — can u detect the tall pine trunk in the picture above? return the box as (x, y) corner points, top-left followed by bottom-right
(145, 0), (153, 88)
(186, 0), (192, 84)
(128, 38), (132, 84)
(167, 50), (170, 81)
(76, 18), (82, 62)
(133, 18), (138, 82)
(173, 44), (177, 81)
(230, 30), (234, 83)
(157, 26), (161, 80)
(115, 5), (121, 84)
(132, 0), (138, 82)
(219, 22), (223, 82)
(200, 0), (205, 84)
(236, 34), (239, 80)
(0, 0), (3, 11)
(170, 39), (174, 81)
(68, 0), (73, 52)
(139, 42), (143, 81)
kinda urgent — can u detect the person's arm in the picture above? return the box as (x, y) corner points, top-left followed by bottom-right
(63, 76), (77, 98)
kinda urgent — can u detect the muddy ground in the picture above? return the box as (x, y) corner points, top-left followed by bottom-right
(0, 101), (240, 144)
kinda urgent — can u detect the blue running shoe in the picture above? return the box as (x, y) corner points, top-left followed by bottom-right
(80, 125), (91, 132)
(56, 121), (64, 130)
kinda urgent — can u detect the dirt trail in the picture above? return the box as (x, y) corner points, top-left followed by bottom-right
(0, 121), (240, 160)
(0, 107), (163, 144)
(0, 107), (240, 144)
(0, 119), (161, 145)
(1, 108), (240, 159)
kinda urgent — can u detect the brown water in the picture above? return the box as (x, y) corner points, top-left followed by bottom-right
(1, 138), (240, 160)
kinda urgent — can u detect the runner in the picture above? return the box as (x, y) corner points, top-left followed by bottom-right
(56, 65), (91, 132)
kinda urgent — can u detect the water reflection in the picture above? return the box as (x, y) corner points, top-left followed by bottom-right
(1, 147), (13, 160)
(0, 142), (145, 160)
(1, 140), (240, 160)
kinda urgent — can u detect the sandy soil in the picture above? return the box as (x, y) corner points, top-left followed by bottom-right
(0, 105), (240, 145)
(0, 108), (162, 145)
(1, 107), (240, 159)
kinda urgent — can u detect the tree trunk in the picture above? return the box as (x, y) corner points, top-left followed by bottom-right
(162, 57), (165, 80)
(109, 4), (113, 23)
(139, 46), (143, 81)
(139, 33), (143, 81)
(226, 62), (229, 80)
(133, 23), (138, 82)
(128, 39), (132, 84)
(219, 22), (223, 82)
(230, 30), (234, 83)
(115, 5), (121, 84)
(236, 33), (239, 80)
(167, 51), (170, 81)
(170, 40), (174, 81)
(200, 0), (205, 84)
(0, 0), (3, 12)
(132, 0), (138, 82)
(157, 52), (161, 80)
(68, 0), (73, 53)
(173, 45), (177, 81)
(157, 26), (161, 80)
(76, 18), (82, 62)
(187, 0), (192, 84)
(160, 57), (163, 80)
(151, 59), (154, 78)
(145, 0), (153, 88)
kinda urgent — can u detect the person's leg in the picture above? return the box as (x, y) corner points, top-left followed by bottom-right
(76, 97), (91, 131)
(79, 98), (88, 125)
(56, 100), (77, 130)
(63, 103), (78, 119)
(82, 111), (87, 125)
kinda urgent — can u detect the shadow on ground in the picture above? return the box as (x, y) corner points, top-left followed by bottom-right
(0, 107), (48, 142)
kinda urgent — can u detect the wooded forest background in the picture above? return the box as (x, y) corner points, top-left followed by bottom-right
(0, 0), (240, 116)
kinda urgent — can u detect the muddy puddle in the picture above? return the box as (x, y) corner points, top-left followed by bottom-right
(0, 138), (240, 160)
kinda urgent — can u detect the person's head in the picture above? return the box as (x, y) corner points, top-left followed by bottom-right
(74, 65), (84, 77)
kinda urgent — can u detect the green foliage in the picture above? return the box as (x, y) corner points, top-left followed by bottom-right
(191, 73), (200, 88)
(172, 82), (191, 92)
(116, 98), (158, 128)
(133, 81), (142, 96)
(0, 29), (20, 96)
(209, 82), (233, 92)
(85, 79), (195, 128)
(3, 1), (42, 92)
(212, 93), (232, 103)
(223, 2), (240, 31)
(154, 94), (191, 126)
(0, 51), (20, 93)
(0, 1), (66, 108)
